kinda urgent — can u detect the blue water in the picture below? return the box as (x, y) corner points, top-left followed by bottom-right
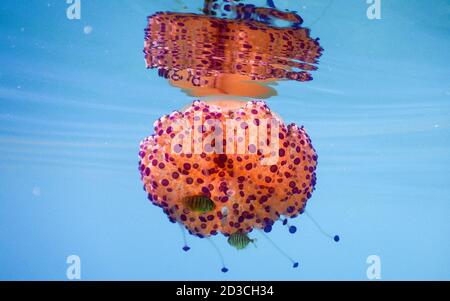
(0, 0), (449, 280)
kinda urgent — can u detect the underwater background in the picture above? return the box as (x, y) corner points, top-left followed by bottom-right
(0, 0), (449, 280)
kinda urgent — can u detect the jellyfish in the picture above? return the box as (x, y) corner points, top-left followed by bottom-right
(139, 0), (338, 272)
(138, 99), (333, 270)
(139, 99), (318, 233)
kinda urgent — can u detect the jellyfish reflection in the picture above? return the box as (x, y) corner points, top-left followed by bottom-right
(144, 0), (323, 98)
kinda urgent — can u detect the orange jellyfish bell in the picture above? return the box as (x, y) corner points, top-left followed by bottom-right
(144, 0), (323, 98)
(139, 100), (318, 237)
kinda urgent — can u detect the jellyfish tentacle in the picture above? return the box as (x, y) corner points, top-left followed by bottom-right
(178, 223), (191, 252)
(206, 237), (229, 273)
(304, 210), (340, 242)
(256, 229), (299, 269)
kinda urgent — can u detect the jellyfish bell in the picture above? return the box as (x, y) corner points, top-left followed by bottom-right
(139, 99), (318, 248)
